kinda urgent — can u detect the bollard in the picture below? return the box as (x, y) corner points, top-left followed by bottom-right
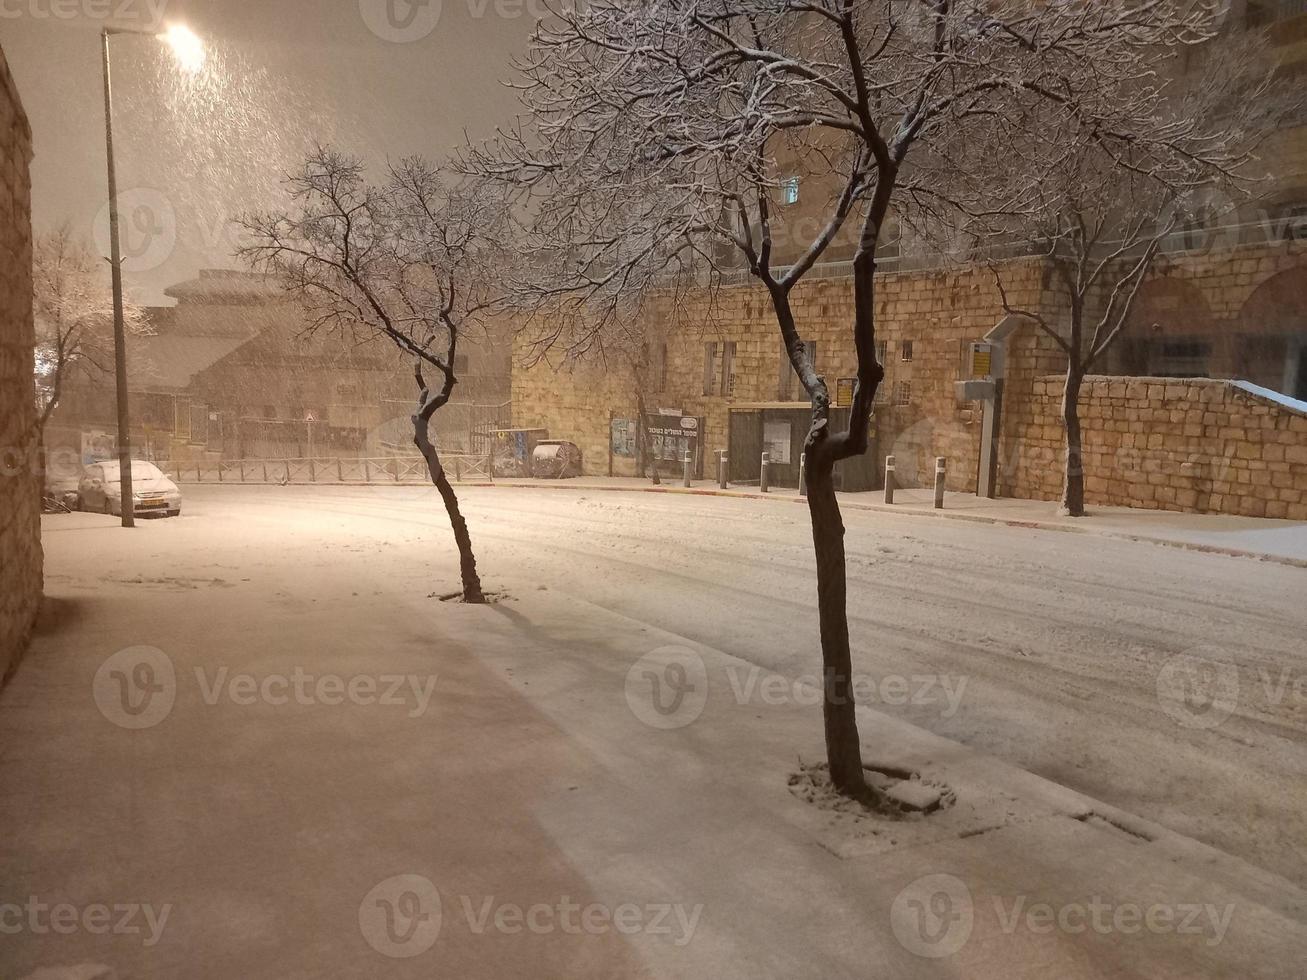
(884, 455), (896, 504)
(934, 457), (947, 509)
(760, 451), (770, 493)
(683, 451), (692, 488)
(718, 451), (729, 490)
(262, 461), (268, 483)
(798, 452), (806, 497)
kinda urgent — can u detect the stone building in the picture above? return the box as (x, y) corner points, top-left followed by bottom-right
(511, 4), (1307, 519)
(0, 43), (39, 683)
(48, 269), (512, 466)
(513, 236), (1307, 519)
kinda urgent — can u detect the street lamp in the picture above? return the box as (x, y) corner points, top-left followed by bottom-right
(101, 22), (204, 527)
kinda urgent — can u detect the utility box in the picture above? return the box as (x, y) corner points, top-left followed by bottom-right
(955, 379), (997, 404)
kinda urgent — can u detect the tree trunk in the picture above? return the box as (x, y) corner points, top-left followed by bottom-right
(1061, 367), (1086, 518)
(414, 407), (486, 603)
(805, 440), (868, 797)
(635, 387), (660, 485)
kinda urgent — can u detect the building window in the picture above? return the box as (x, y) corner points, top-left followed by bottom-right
(900, 340), (914, 362)
(781, 176), (800, 205)
(453, 354), (470, 375)
(894, 381), (912, 407)
(720, 341), (737, 396)
(875, 340), (887, 365)
(336, 383), (359, 400)
(703, 342), (717, 396)
(653, 342), (668, 393)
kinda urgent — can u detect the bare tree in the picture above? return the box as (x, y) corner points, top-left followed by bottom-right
(242, 149), (506, 603)
(912, 26), (1287, 515)
(33, 224), (146, 432)
(469, 0), (1241, 799)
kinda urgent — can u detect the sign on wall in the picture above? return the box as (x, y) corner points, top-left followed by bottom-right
(835, 378), (856, 408)
(611, 417), (636, 458)
(645, 414), (700, 462)
(763, 419), (792, 464)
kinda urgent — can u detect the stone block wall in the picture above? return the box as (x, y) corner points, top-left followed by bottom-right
(513, 259), (1053, 491)
(1007, 377), (1307, 519)
(0, 43), (39, 684)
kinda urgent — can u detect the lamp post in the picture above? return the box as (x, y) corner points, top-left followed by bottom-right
(101, 23), (204, 527)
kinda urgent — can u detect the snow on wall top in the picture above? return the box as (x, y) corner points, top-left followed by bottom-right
(1229, 379), (1307, 418)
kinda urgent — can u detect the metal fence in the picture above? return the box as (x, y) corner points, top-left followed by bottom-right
(166, 454), (494, 485)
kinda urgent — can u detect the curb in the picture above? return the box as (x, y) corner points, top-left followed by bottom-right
(459, 479), (1307, 570)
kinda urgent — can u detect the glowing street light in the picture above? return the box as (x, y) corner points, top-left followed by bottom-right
(100, 22), (205, 527)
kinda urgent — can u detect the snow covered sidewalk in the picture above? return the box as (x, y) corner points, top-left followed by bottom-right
(3, 507), (1305, 977)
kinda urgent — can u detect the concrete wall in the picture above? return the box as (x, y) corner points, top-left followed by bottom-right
(1007, 377), (1307, 519)
(0, 43), (39, 684)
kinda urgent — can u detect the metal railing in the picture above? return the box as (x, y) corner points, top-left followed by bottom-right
(166, 454), (494, 485)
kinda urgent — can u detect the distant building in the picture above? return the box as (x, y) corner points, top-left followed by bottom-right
(47, 269), (511, 465)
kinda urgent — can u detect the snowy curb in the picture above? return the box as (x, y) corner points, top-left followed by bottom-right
(456, 480), (1307, 570)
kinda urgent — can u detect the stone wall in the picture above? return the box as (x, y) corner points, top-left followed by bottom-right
(512, 244), (1307, 517)
(1007, 377), (1307, 519)
(513, 259), (1054, 490)
(0, 43), (39, 684)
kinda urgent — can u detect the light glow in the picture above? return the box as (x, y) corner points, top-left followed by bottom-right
(159, 24), (205, 73)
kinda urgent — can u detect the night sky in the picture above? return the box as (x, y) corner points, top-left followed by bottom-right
(1, 0), (534, 302)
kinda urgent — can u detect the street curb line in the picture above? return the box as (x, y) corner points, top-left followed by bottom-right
(459, 480), (1307, 570)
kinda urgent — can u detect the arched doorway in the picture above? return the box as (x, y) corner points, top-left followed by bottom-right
(1237, 267), (1307, 398)
(1114, 277), (1218, 378)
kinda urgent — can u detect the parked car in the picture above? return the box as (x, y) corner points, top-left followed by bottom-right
(531, 440), (583, 479)
(78, 460), (182, 518)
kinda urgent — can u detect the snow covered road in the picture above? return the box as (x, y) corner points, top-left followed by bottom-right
(105, 484), (1307, 883)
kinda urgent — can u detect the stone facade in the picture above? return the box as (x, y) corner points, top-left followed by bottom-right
(1008, 377), (1307, 519)
(513, 241), (1307, 518)
(0, 43), (39, 684)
